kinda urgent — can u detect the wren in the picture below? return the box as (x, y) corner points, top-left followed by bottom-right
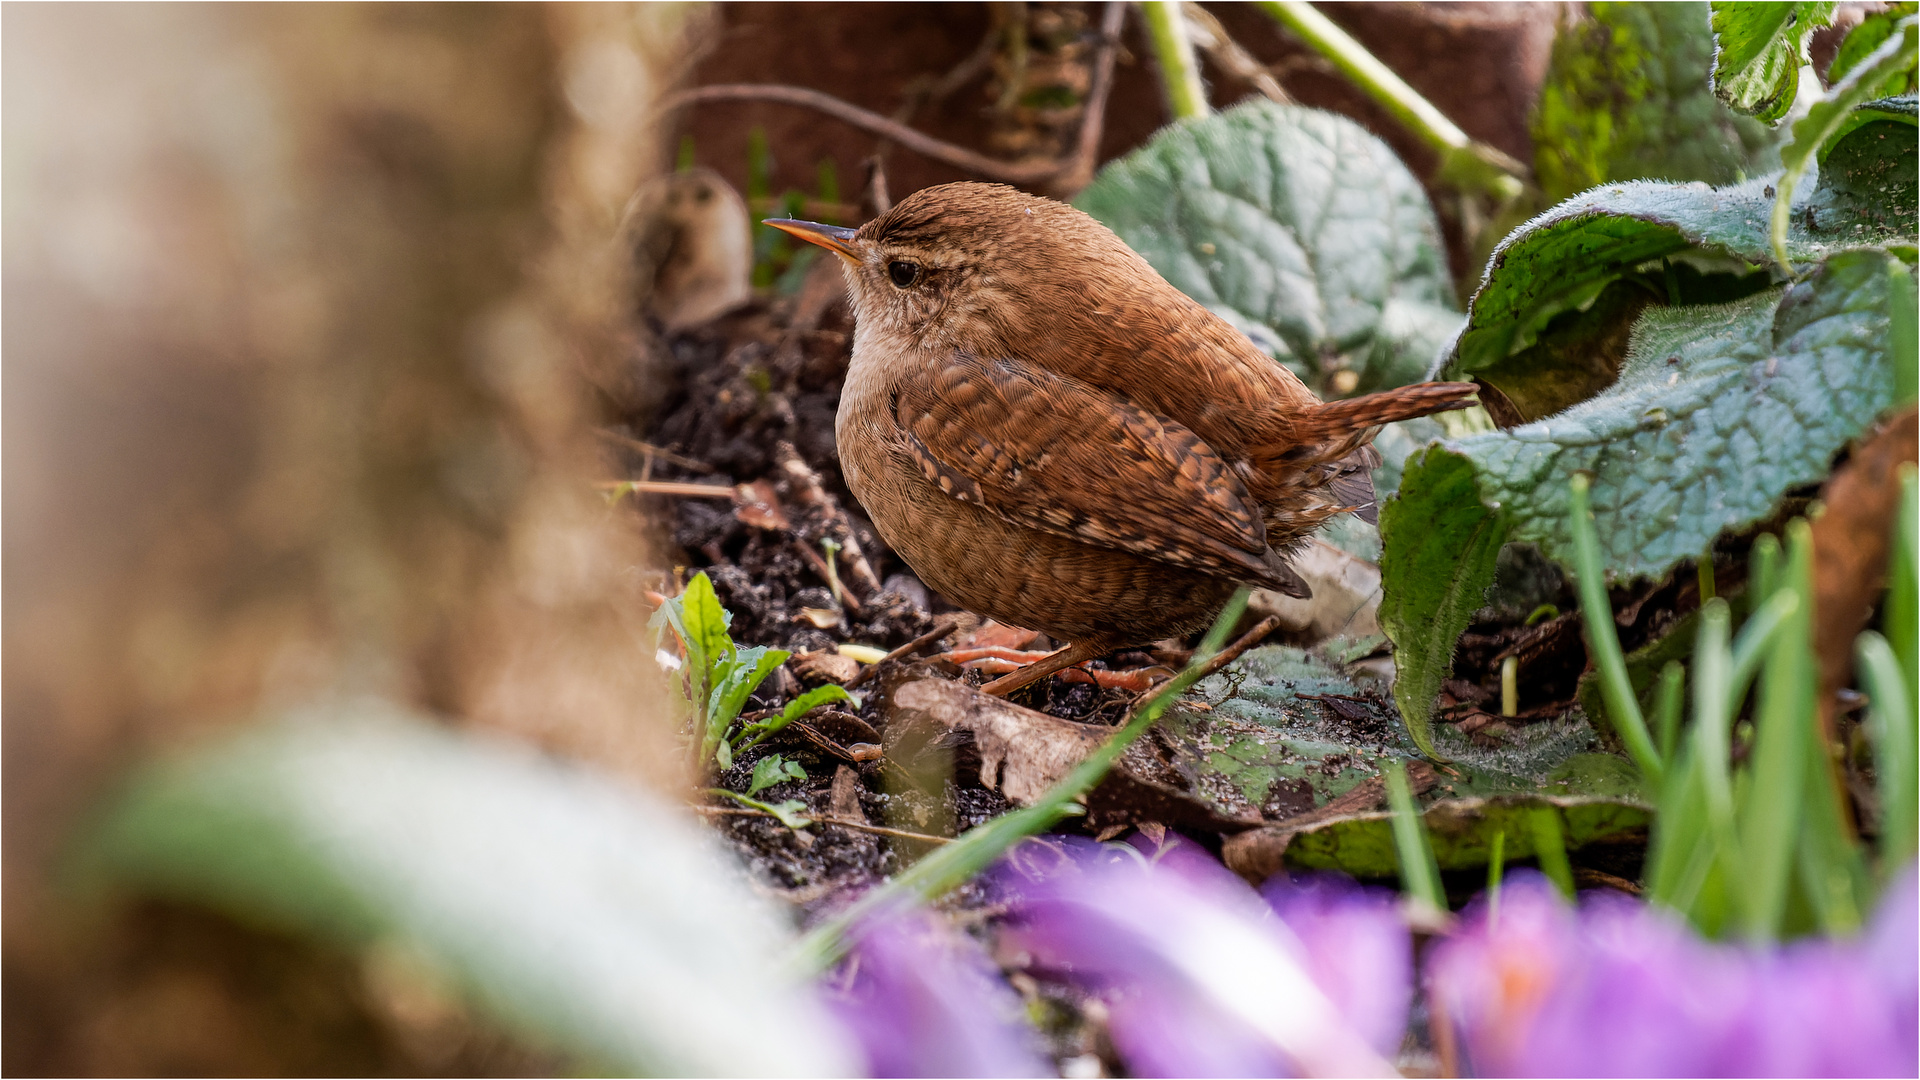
(769, 183), (1475, 695)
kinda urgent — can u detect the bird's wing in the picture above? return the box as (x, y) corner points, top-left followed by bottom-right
(893, 351), (1294, 588)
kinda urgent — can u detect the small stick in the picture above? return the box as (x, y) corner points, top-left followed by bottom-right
(796, 542), (864, 615)
(844, 617), (961, 691)
(664, 84), (1069, 186)
(775, 444), (884, 598)
(1128, 615), (1282, 714)
(693, 805), (951, 845)
(592, 429), (713, 472)
(599, 479), (737, 499)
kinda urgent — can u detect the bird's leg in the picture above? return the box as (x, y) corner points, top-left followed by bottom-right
(979, 638), (1115, 697)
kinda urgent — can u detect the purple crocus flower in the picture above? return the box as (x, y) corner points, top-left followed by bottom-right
(992, 833), (1408, 1077)
(823, 905), (1051, 1078)
(1427, 867), (1920, 1077)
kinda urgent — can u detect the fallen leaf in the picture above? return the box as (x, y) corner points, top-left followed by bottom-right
(885, 677), (1108, 804)
(791, 649), (861, 685)
(733, 478), (789, 531)
(1248, 538), (1382, 642)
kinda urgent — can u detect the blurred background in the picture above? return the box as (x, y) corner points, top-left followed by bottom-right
(1, 2), (1883, 1075)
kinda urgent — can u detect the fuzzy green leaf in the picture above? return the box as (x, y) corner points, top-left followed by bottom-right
(1076, 99), (1459, 398)
(1440, 249), (1902, 588)
(1534, 2), (1779, 202)
(1378, 447), (1510, 758)
(1710, 1), (1835, 123)
(1446, 175), (1899, 396)
(77, 709), (858, 1076)
(1806, 99), (1918, 245)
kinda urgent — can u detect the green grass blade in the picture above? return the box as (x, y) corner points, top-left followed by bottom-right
(1529, 807), (1576, 901)
(1857, 631), (1916, 873)
(1891, 466), (1918, 705)
(1738, 550), (1814, 939)
(1690, 599), (1747, 929)
(1569, 474), (1663, 783)
(1655, 660), (1687, 764)
(1386, 760), (1446, 913)
(1750, 532), (1782, 602)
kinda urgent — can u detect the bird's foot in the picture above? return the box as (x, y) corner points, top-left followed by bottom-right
(970, 639), (1161, 695)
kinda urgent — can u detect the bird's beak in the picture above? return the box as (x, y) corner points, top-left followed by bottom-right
(764, 218), (860, 262)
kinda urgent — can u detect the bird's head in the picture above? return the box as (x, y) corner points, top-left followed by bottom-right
(766, 181), (1141, 353)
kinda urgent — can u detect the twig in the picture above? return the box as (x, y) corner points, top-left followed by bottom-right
(845, 617), (961, 691)
(775, 443), (884, 598)
(796, 541), (863, 615)
(1056, 1), (1129, 193)
(599, 479), (737, 499)
(1128, 615), (1282, 715)
(789, 594), (1277, 972)
(664, 83), (1069, 185)
(660, 2), (1128, 195)
(694, 804), (952, 845)
(1183, 2), (1292, 104)
(593, 430), (713, 472)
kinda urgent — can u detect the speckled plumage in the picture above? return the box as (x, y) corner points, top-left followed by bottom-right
(771, 183), (1476, 683)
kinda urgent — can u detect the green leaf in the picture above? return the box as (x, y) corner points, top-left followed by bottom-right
(1282, 796), (1652, 877)
(77, 708), (858, 1076)
(1770, 20), (1920, 270)
(1828, 3), (1919, 97)
(709, 788), (815, 830)
(739, 683), (856, 751)
(1150, 645), (1649, 871)
(746, 753), (807, 797)
(1378, 447), (1509, 759)
(1445, 249), (1901, 582)
(703, 645), (789, 763)
(1710, 1), (1835, 123)
(1076, 99), (1459, 398)
(1809, 98), (1918, 236)
(1534, 2), (1780, 203)
(1446, 176), (1897, 394)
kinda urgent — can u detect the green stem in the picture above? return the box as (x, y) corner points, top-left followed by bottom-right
(1256, 0), (1524, 197)
(1769, 17), (1919, 274)
(1141, 1), (1210, 120)
(1569, 474), (1663, 784)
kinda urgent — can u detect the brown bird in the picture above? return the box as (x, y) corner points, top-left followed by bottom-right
(769, 183), (1475, 695)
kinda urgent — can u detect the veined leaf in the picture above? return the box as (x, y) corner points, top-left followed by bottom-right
(1377, 448), (1509, 758)
(1076, 99), (1459, 398)
(1446, 174), (1899, 402)
(1807, 98), (1918, 245)
(1384, 252), (1902, 751)
(1710, 1), (1836, 123)
(77, 708), (859, 1076)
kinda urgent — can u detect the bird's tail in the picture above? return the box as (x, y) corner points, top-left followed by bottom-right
(1289, 381), (1479, 443)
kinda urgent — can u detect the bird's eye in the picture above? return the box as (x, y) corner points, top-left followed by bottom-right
(887, 261), (922, 288)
